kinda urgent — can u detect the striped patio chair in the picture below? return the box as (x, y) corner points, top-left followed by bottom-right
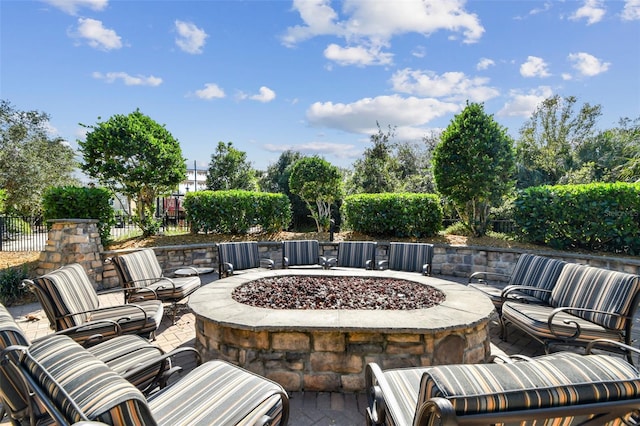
(325, 241), (377, 269)
(467, 253), (567, 310)
(24, 263), (163, 345)
(502, 263), (640, 362)
(3, 334), (289, 426)
(282, 240), (324, 268)
(218, 241), (275, 277)
(366, 342), (640, 425)
(378, 242), (434, 275)
(111, 248), (201, 323)
(0, 303), (199, 424)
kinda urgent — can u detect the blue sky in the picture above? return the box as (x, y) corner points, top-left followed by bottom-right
(2, 0), (639, 171)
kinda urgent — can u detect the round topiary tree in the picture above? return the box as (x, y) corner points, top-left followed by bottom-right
(433, 102), (515, 236)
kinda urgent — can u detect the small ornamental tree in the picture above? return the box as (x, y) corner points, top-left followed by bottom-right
(433, 102), (515, 236)
(206, 141), (258, 191)
(79, 110), (186, 237)
(289, 156), (342, 232)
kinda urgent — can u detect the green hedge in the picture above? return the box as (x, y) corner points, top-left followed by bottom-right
(184, 190), (291, 234)
(342, 193), (442, 237)
(513, 182), (640, 254)
(42, 186), (115, 246)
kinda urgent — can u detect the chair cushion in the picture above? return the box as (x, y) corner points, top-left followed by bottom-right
(283, 240), (320, 267)
(501, 301), (623, 342)
(468, 283), (546, 305)
(34, 264), (101, 329)
(337, 242), (376, 268)
(218, 242), (261, 271)
(508, 254), (567, 303)
(388, 243), (433, 273)
(416, 354), (640, 421)
(88, 300), (163, 337)
(550, 264), (640, 330)
(24, 335), (155, 425)
(113, 249), (164, 289)
(148, 360), (287, 426)
(144, 277), (201, 300)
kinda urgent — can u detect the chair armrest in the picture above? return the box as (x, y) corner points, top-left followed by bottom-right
(501, 285), (551, 303)
(122, 347), (202, 393)
(586, 339), (640, 356)
(58, 303), (150, 326)
(377, 260), (389, 270)
(468, 271), (510, 284)
(50, 320), (123, 346)
(548, 306), (626, 340)
(221, 262), (234, 276)
(321, 257), (337, 269)
(365, 363), (406, 425)
(260, 259), (274, 269)
(283, 256), (289, 268)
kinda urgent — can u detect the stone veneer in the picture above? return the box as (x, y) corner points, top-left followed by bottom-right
(37, 219), (104, 284)
(190, 269), (494, 392)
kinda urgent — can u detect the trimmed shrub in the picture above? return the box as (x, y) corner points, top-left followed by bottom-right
(513, 182), (640, 254)
(342, 193), (442, 238)
(0, 266), (29, 306)
(42, 186), (115, 246)
(184, 190), (291, 234)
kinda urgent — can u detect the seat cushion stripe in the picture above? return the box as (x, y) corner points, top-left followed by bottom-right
(283, 240), (319, 266)
(337, 242), (376, 268)
(388, 243), (433, 272)
(218, 242), (260, 271)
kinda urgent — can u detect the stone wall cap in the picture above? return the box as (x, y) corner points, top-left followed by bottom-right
(47, 218), (99, 224)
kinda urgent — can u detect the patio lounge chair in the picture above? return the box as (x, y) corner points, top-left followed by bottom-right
(0, 303), (199, 424)
(324, 241), (377, 269)
(1, 334), (289, 425)
(378, 242), (434, 276)
(467, 253), (567, 311)
(366, 340), (640, 426)
(282, 240), (325, 269)
(110, 248), (201, 323)
(24, 263), (163, 345)
(218, 241), (275, 277)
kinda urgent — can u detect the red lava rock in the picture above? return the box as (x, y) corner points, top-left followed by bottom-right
(232, 275), (445, 310)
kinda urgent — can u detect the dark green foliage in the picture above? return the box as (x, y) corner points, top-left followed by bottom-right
(184, 190), (291, 234)
(0, 266), (29, 306)
(342, 193), (442, 238)
(206, 141), (258, 191)
(43, 186), (115, 246)
(513, 182), (640, 254)
(433, 102), (515, 237)
(79, 109), (186, 237)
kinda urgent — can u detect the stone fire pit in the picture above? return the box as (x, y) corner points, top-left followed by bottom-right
(190, 269), (494, 392)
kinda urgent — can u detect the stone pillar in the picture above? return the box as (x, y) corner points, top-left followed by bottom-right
(37, 219), (104, 287)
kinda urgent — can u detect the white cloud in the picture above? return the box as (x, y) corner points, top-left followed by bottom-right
(529, 2), (552, 16)
(498, 86), (554, 117)
(43, 0), (108, 16)
(282, 0), (485, 64)
(175, 20), (208, 54)
(324, 43), (393, 66)
(306, 94), (459, 134)
(622, 0), (640, 20)
(520, 56), (551, 78)
(390, 68), (499, 102)
(72, 18), (122, 50)
(250, 86), (277, 103)
(568, 52), (610, 76)
(264, 142), (361, 160)
(570, 0), (606, 24)
(92, 72), (162, 86)
(562, 73), (573, 80)
(194, 83), (225, 100)
(476, 58), (495, 70)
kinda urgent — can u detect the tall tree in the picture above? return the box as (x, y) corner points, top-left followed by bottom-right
(433, 102), (515, 236)
(259, 150), (311, 228)
(346, 124), (399, 194)
(0, 100), (78, 217)
(79, 109), (186, 237)
(289, 156), (342, 232)
(206, 141), (257, 191)
(515, 95), (602, 188)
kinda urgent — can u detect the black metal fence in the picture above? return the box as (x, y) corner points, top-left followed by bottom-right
(0, 215), (48, 252)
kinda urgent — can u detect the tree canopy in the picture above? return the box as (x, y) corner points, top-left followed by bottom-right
(289, 156), (342, 232)
(206, 141), (257, 191)
(0, 100), (78, 217)
(79, 109), (186, 236)
(433, 102), (515, 236)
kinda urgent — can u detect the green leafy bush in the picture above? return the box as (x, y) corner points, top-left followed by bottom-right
(184, 190), (291, 234)
(42, 186), (115, 246)
(513, 182), (640, 254)
(0, 266), (29, 306)
(342, 193), (442, 238)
